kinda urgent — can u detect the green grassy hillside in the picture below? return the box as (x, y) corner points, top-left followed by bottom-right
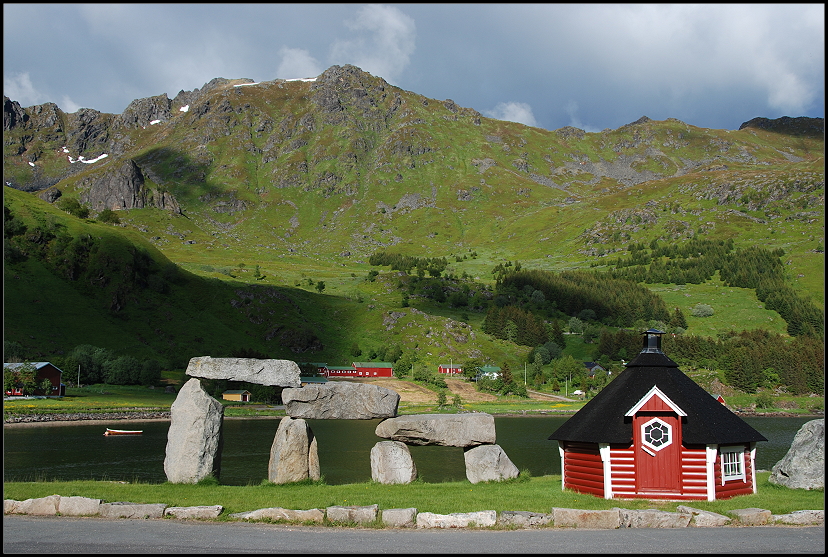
(3, 66), (823, 387)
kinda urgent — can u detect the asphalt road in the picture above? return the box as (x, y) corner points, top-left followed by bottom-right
(3, 516), (825, 554)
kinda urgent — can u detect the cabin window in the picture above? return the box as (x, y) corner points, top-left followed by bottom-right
(720, 446), (746, 483)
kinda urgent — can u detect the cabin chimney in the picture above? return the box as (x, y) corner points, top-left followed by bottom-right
(640, 329), (664, 354)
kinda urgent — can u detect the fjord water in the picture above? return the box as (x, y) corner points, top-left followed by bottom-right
(3, 416), (815, 486)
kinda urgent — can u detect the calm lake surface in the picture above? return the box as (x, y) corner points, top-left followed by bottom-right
(3, 416), (816, 486)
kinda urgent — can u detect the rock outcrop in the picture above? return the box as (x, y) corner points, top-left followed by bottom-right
(267, 417), (320, 484)
(375, 413), (496, 447)
(186, 356), (301, 387)
(164, 378), (224, 483)
(768, 418), (824, 490)
(370, 441), (417, 484)
(282, 382), (399, 419)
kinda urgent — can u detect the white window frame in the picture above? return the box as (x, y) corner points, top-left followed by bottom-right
(720, 445), (746, 484)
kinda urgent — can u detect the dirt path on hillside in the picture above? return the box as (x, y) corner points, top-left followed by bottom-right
(329, 378), (575, 404)
(337, 377), (498, 403)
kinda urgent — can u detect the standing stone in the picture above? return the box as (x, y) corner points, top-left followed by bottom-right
(282, 382), (399, 419)
(463, 444), (519, 483)
(164, 378), (224, 483)
(769, 418), (824, 490)
(186, 356), (301, 387)
(268, 417), (319, 483)
(375, 413), (496, 447)
(370, 441), (417, 484)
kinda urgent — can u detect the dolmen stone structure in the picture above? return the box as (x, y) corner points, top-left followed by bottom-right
(282, 382), (400, 419)
(373, 413), (519, 484)
(165, 356), (518, 486)
(164, 358), (302, 483)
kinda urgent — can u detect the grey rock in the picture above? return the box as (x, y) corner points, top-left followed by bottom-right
(498, 511), (552, 527)
(371, 441), (417, 484)
(416, 510), (497, 528)
(769, 419), (824, 490)
(618, 508), (692, 528)
(326, 504), (378, 524)
(375, 413), (495, 447)
(283, 382), (399, 419)
(115, 93), (172, 130)
(99, 502), (167, 519)
(37, 187), (61, 203)
(267, 417), (320, 484)
(771, 509), (824, 525)
(57, 496), (101, 516)
(728, 508), (772, 526)
(9, 495), (60, 515)
(551, 507), (621, 529)
(164, 505), (224, 519)
(382, 508), (417, 528)
(463, 444), (519, 483)
(229, 507), (324, 523)
(676, 505), (732, 527)
(164, 378), (224, 483)
(80, 160), (146, 212)
(186, 356), (301, 387)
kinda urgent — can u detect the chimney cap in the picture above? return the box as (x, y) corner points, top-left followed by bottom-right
(640, 329), (665, 353)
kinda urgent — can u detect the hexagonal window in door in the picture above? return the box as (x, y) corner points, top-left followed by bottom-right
(641, 417), (673, 452)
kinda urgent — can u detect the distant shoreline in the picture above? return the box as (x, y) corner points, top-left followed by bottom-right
(3, 409), (821, 428)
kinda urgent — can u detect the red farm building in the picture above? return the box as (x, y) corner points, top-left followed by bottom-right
(438, 363), (463, 375)
(3, 362), (66, 397)
(353, 362), (393, 377)
(323, 362), (394, 378)
(548, 330), (767, 501)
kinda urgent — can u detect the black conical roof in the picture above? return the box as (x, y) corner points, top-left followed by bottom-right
(548, 331), (767, 445)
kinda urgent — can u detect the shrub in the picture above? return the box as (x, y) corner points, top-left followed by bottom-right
(755, 391), (774, 409)
(691, 303), (714, 317)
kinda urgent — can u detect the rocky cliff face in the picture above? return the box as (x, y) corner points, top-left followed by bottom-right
(78, 159), (181, 214)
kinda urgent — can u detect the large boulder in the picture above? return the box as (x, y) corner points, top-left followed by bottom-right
(463, 444), (519, 483)
(164, 378), (224, 483)
(186, 356), (301, 387)
(768, 419), (824, 490)
(282, 382), (399, 419)
(375, 413), (496, 447)
(267, 417), (320, 484)
(370, 441), (417, 484)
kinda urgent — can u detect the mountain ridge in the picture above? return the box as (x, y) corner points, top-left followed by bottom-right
(3, 65), (824, 376)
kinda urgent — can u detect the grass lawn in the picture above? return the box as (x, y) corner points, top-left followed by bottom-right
(2, 473), (822, 524)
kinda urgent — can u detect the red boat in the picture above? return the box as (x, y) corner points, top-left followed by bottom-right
(104, 428), (143, 436)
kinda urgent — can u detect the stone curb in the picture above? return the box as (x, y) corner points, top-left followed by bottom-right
(4, 496), (824, 528)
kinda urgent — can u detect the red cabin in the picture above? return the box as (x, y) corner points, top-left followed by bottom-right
(548, 330), (767, 501)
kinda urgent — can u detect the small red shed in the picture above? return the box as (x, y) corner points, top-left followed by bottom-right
(548, 330), (767, 501)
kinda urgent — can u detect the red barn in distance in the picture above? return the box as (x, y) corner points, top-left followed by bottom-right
(320, 362), (394, 378)
(3, 362), (66, 397)
(548, 330), (767, 501)
(438, 363), (463, 375)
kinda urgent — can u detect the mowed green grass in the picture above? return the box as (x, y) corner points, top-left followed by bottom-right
(2, 473), (822, 522)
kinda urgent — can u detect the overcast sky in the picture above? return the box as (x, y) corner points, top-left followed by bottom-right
(3, 4), (824, 132)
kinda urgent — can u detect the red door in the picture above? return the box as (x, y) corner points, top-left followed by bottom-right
(634, 414), (681, 493)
